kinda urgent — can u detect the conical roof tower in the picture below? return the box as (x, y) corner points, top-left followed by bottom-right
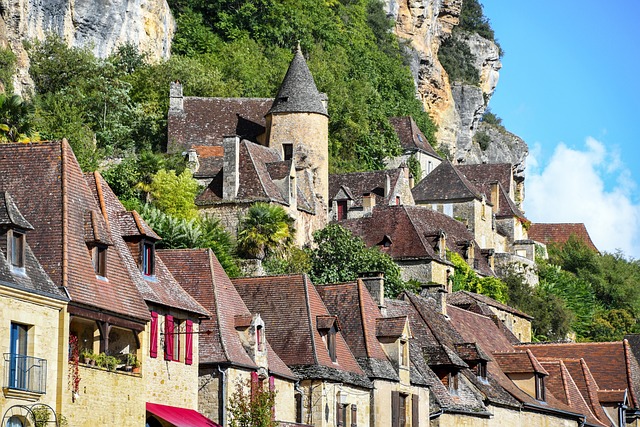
(267, 45), (328, 117)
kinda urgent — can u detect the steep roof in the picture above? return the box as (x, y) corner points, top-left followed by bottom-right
(160, 249), (294, 379)
(520, 341), (640, 408)
(86, 173), (209, 318)
(329, 168), (405, 208)
(267, 46), (328, 117)
(0, 141), (149, 324)
(412, 160), (483, 203)
(0, 191), (33, 230)
(448, 290), (533, 320)
(232, 274), (371, 388)
(528, 223), (599, 252)
(389, 116), (441, 159)
(316, 280), (399, 381)
(456, 163), (513, 196)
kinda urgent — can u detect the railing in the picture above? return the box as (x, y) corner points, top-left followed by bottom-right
(3, 353), (47, 394)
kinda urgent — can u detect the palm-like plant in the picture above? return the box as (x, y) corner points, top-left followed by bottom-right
(237, 202), (294, 260)
(0, 94), (38, 142)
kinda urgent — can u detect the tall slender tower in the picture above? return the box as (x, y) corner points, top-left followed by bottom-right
(264, 45), (329, 220)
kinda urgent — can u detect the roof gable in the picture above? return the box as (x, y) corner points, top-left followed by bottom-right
(412, 160), (483, 203)
(389, 116), (441, 159)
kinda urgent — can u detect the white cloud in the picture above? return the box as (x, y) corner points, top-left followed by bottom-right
(524, 137), (640, 259)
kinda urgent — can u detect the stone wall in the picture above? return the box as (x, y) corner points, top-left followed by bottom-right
(299, 380), (371, 427)
(372, 379), (429, 426)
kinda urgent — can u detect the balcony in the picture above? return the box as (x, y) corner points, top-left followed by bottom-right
(3, 354), (47, 394)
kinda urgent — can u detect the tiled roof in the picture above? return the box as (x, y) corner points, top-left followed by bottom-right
(267, 46), (328, 117)
(528, 223), (599, 253)
(315, 281), (399, 381)
(83, 209), (113, 246)
(0, 191), (33, 230)
(412, 160), (483, 203)
(492, 350), (549, 375)
(232, 274), (370, 387)
(375, 316), (407, 339)
(329, 168), (403, 208)
(160, 249), (295, 379)
(86, 173), (209, 318)
(448, 290), (533, 320)
(519, 341), (640, 408)
(0, 141), (149, 323)
(167, 97), (271, 153)
(389, 116), (441, 158)
(456, 163), (513, 196)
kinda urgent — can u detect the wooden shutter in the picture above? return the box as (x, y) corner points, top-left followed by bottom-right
(412, 394), (419, 427)
(150, 312), (158, 358)
(351, 405), (357, 427)
(391, 391), (400, 427)
(251, 371), (260, 400)
(336, 400), (343, 427)
(269, 376), (276, 420)
(165, 315), (174, 361)
(185, 320), (193, 365)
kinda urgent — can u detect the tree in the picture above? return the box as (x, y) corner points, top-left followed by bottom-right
(227, 378), (277, 427)
(237, 203), (294, 260)
(146, 168), (200, 220)
(308, 223), (410, 297)
(448, 251), (508, 303)
(0, 94), (38, 142)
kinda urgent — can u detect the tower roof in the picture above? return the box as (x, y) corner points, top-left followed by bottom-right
(267, 46), (328, 117)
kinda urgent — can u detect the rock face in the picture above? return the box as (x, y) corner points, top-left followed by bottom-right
(384, 0), (524, 175)
(0, 0), (175, 94)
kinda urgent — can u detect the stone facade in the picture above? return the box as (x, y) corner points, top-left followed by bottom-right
(298, 381), (371, 427)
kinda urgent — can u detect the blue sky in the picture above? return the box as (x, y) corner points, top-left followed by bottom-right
(481, 1), (640, 259)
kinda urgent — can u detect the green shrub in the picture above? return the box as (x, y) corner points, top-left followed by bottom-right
(474, 131), (491, 151)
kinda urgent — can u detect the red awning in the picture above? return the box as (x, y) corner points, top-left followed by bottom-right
(146, 402), (221, 427)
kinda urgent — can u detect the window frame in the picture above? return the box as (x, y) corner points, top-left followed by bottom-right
(7, 229), (25, 271)
(90, 244), (108, 278)
(141, 240), (155, 277)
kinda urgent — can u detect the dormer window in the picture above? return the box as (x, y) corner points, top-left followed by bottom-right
(535, 373), (545, 401)
(477, 361), (487, 379)
(283, 143), (293, 161)
(337, 201), (348, 220)
(256, 324), (264, 352)
(400, 339), (408, 367)
(327, 325), (337, 362)
(449, 372), (459, 394)
(142, 241), (155, 277)
(317, 316), (339, 362)
(7, 229), (25, 271)
(90, 245), (107, 278)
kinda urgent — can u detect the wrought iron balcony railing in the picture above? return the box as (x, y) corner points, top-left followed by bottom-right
(3, 353), (47, 394)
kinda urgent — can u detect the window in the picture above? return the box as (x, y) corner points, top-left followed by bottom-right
(9, 323), (28, 389)
(535, 374), (545, 401)
(7, 416), (24, 427)
(400, 340), (408, 367)
(91, 245), (107, 277)
(443, 203), (453, 217)
(327, 326), (337, 362)
(337, 201), (348, 220)
(142, 241), (155, 277)
(395, 196), (400, 206)
(336, 402), (347, 427)
(150, 312), (158, 358)
(283, 143), (293, 161)
(173, 319), (182, 361)
(449, 372), (459, 394)
(392, 391), (408, 427)
(256, 325), (264, 352)
(295, 393), (303, 423)
(477, 362), (487, 379)
(7, 230), (25, 270)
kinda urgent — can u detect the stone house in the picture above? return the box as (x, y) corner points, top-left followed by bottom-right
(0, 140), (218, 427)
(385, 116), (442, 181)
(232, 274), (373, 427)
(160, 248), (299, 426)
(340, 205), (494, 286)
(328, 165), (414, 221)
(0, 192), (69, 426)
(167, 46), (329, 246)
(316, 277), (430, 426)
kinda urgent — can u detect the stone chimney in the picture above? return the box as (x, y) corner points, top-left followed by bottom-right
(419, 283), (448, 317)
(186, 148), (200, 174)
(223, 136), (240, 200)
(359, 272), (386, 316)
(362, 193), (376, 212)
(169, 81), (184, 112)
(384, 173), (391, 198)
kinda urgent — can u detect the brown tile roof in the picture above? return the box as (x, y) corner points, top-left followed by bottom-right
(375, 316), (407, 339)
(329, 168), (403, 208)
(492, 350), (549, 375)
(456, 163), (513, 196)
(0, 141), (149, 323)
(528, 223), (599, 253)
(389, 116), (441, 158)
(167, 97), (272, 154)
(86, 173), (209, 318)
(520, 341), (640, 408)
(232, 274), (371, 388)
(412, 160), (483, 203)
(160, 249), (295, 379)
(448, 290), (533, 320)
(0, 191), (33, 230)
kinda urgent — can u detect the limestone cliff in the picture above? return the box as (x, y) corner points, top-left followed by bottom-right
(384, 0), (525, 175)
(0, 0), (174, 95)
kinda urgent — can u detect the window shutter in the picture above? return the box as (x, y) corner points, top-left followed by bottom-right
(251, 371), (260, 399)
(165, 315), (174, 361)
(269, 376), (276, 420)
(150, 312), (158, 358)
(351, 405), (357, 427)
(336, 401), (343, 427)
(391, 391), (400, 427)
(185, 320), (193, 365)
(412, 394), (419, 427)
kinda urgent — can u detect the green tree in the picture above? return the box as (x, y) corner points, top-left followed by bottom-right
(237, 203), (294, 260)
(308, 223), (411, 297)
(448, 251), (508, 303)
(0, 94), (38, 142)
(227, 378), (277, 427)
(147, 169), (200, 220)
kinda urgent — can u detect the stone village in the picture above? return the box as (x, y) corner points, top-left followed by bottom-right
(0, 47), (639, 427)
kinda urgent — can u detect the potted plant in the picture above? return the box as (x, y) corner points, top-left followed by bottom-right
(79, 348), (94, 365)
(127, 353), (141, 374)
(104, 355), (118, 371)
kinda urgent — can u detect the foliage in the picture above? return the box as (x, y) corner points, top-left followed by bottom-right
(140, 204), (240, 277)
(481, 108), (503, 127)
(237, 203), (294, 260)
(68, 335), (80, 401)
(263, 246), (311, 275)
(457, 0), (496, 43)
(31, 405), (69, 427)
(0, 94), (38, 142)
(307, 223), (412, 297)
(0, 47), (17, 93)
(437, 34), (479, 85)
(474, 131), (490, 151)
(407, 154), (423, 182)
(227, 379), (277, 427)
(448, 251), (508, 303)
(146, 168), (200, 220)
(587, 309), (636, 342)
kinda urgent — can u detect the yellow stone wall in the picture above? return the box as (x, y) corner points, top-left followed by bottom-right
(299, 380), (371, 427)
(508, 373), (535, 399)
(486, 306), (532, 343)
(0, 287), (67, 420)
(372, 380), (429, 426)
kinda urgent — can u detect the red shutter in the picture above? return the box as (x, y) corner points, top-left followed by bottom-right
(269, 376), (276, 420)
(150, 311), (158, 358)
(165, 315), (174, 361)
(185, 320), (193, 365)
(251, 371), (260, 400)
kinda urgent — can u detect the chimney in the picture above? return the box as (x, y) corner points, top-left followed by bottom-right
(362, 193), (376, 212)
(419, 283), (448, 317)
(186, 148), (200, 173)
(384, 174), (391, 198)
(359, 272), (386, 316)
(223, 136), (240, 200)
(169, 81), (184, 112)
(409, 174), (415, 189)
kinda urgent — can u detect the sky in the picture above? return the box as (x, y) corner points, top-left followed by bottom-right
(480, 1), (640, 259)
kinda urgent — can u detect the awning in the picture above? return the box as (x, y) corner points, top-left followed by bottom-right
(146, 402), (221, 427)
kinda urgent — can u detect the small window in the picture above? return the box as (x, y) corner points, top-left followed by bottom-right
(91, 245), (107, 277)
(283, 143), (293, 161)
(142, 241), (155, 277)
(327, 326), (337, 362)
(173, 319), (182, 362)
(8, 230), (25, 270)
(535, 374), (545, 401)
(395, 196), (400, 206)
(477, 362), (487, 379)
(400, 340), (408, 367)
(256, 325), (264, 352)
(337, 201), (348, 220)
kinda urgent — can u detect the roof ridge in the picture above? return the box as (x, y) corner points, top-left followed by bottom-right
(623, 339), (638, 407)
(209, 250), (231, 364)
(303, 274), (319, 365)
(356, 280), (374, 357)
